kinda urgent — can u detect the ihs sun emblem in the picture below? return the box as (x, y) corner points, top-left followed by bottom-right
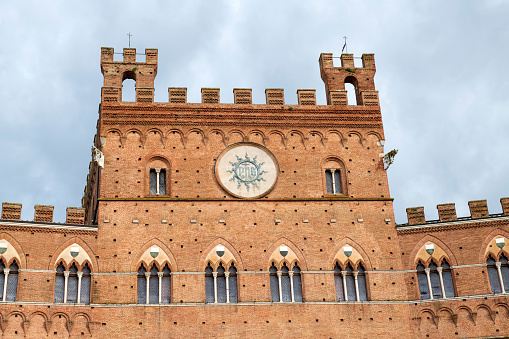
(227, 153), (267, 191)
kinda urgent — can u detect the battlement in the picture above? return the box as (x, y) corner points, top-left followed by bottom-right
(401, 197), (509, 226)
(100, 48), (380, 108)
(1, 202), (85, 225)
(100, 47), (158, 103)
(319, 53), (378, 106)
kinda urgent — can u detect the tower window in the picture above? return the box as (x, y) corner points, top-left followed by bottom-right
(150, 168), (167, 195)
(325, 169), (342, 194)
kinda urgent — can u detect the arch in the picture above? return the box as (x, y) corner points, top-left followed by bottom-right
(247, 130), (266, 145)
(130, 238), (178, 272)
(265, 237), (307, 271)
(104, 129), (123, 147)
(344, 75), (359, 105)
(267, 130), (286, 148)
(49, 237), (98, 271)
(49, 312), (70, 334)
(325, 130), (345, 148)
(366, 131), (383, 142)
(166, 129), (185, 148)
(409, 235), (458, 268)
(227, 129), (245, 144)
(418, 309), (438, 330)
(199, 238), (243, 271)
(0, 234), (25, 269)
(145, 128), (165, 149)
(4, 311), (26, 337)
(209, 129), (227, 146)
(122, 70), (136, 82)
(125, 128), (144, 143)
(144, 155), (171, 169)
(186, 128), (206, 146)
(26, 311), (48, 336)
(479, 229), (509, 262)
(346, 130), (365, 147)
(328, 237), (372, 271)
(286, 130), (306, 149)
(475, 304), (495, 324)
(437, 307), (457, 326)
(307, 130), (324, 148)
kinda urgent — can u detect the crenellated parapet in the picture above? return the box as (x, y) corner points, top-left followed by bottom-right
(100, 47), (380, 108)
(100, 47), (158, 103)
(402, 197), (509, 226)
(319, 53), (378, 106)
(0, 202), (85, 225)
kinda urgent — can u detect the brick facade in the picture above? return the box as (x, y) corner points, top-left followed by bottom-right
(0, 47), (508, 338)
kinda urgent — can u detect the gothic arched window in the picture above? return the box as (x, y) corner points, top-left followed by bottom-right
(416, 259), (455, 300)
(204, 262), (238, 303)
(54, 262), (92, 304)
(269, 262), (303, 303)
(0, 261), (19, 302)
(487, 254), (509, 294)
(137, 263), (171, 304)
(333, 262), (368, 301)
(322, 158), (346, 196)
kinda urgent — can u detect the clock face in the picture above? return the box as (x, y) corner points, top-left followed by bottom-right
(215, 143), (279, 199)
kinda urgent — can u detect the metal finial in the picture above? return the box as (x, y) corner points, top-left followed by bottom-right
(342, 36), (348, 54)
(127, 32), (133, 48)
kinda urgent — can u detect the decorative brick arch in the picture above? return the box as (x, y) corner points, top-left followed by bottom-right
(325, 130), (345, 147)
(328, 237), (372, 271)
(166, 128), (185, 148)
(48, 237), (98, 271)
(199, 238), (243, 271)
(265, 237), (307, 271)
(409, 235), (458, 268)
(479, 228), (509, 262)
(346, 130), (365, 147)
(0, 233), (26, 269)
(209, 129), (227, 146)
(186, 128), (206, 146)
(130, 238), (177, 272)
(27, 311), (49, 334)
(146, 128), (165, 148)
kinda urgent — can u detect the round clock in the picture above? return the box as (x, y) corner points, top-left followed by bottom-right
(215, 143), (279, 199)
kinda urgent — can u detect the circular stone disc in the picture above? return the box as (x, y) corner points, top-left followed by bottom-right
(215, 143), (279, 199)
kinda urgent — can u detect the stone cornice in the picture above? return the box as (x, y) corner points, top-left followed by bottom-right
(396, 215), (509, 235)
(0, 219), (98, 236)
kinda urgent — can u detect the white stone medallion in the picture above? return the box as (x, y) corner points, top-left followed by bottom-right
(215, 143), (279, 199)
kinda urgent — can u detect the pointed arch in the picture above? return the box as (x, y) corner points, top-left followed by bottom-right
(265, 237), (307, 271)
(479, 229), (509, 262)
(0, 234), (25, 269)
(49, 237), (97, 271)
(328, 237), (372, 270)
(130, 238), (177, 272)
(409, 235), (458, 268)
(199, 238), (243, 271)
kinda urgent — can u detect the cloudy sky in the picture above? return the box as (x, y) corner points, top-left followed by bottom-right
(0, 1), (508, 224)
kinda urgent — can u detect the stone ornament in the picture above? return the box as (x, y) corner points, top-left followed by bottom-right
(215, 143), (279, 199)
